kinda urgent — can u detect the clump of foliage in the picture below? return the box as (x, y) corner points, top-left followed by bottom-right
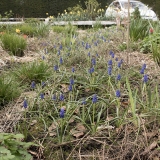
(0, 33), (27, 56)
(0, 133), (37, 160)
(12, 61), (51, 84)
(0, 76), (20, 106)
(129, 19), (149, 41)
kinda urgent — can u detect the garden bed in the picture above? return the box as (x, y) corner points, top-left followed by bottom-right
(0, 22), (160, 160)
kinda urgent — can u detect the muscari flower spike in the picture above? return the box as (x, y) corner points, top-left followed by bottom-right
(23, 99), (28, 109)
(54, 65), (58, 71)
(60, 108), (65, 118)
(115, 57), (118, 61)
(59, 93), (64, 101)
(92, 94), (98, 103)
(81, 98), (87, 105)
(91, 57), (96, 65)
(40, 93), (44, 99)
(108, 60), (112, 66)
(108, 66), (112, 76)
(42, 82), (46, 88)
(89, 67), (94, 74)
(70, 78), (74, 85)
(31, 81), (36, 89)
(116, 74), (121, 81)
(68, 84), (72, 92)
(52, 94), (56, 100)
(143, 74), (148, 83)
(60, 57), (63, 64)
(116, 90), (121, 98)
(71, 67), (75, 73)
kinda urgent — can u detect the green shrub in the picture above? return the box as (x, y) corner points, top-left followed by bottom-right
(0, 133), (37, 160)
(19, 24), (37, 37)
(34, 22), (50, 37)
(0, 76), (20, 106)
(129, 19), (149, 41)
(151, 43), (160, 66)
(13, 61), (51, 84)
(52, 26), (65, 33)
(1, 33), (27, 56)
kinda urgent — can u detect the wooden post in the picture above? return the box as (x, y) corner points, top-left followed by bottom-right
(127, 0), (130, 64)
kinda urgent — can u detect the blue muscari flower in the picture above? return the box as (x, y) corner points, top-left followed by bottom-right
(60, 57), (63, 64)
(94, 42), (97, 46)
(116, 74), (121, 81)
(111, 53), (114, 58)
(96, 53), (99, 57)
(109, 50), (113, 56)
(40, 93), (44, 99)
(31, 81), (36, 89)
(108, 60), (112, 66)
(52, 94), (56, 100)
(59, 94), (64, 101)
(81, 98), (86, 105)
(142, 64), (146, 70)
(72, 67), (75, 73)
(92, 94), (98, 103)
(70, 78), (74, 85)
(42, 82), (46, 88)
(115, 57), (118, 61)
(68, 84), (72, 92)
(85, 43), (89, 49)
(57, 50), (60, 55)
(91, 57), (96, 65)
(23, 99), (28, 108)
(117, 60), (123, 68)
(89, 67), (94, 74)
(54, 65), (58, 71)
(42, 55), (45, 60)
(143, 74), (148, 83)
(60, 108), (65, 118)
(59, 44), (62, 50)
(88, 52), (90, 57)
(44, 48), (48, 54)
(140, 68), (145, 74)
(116, 90), (121, 98)
(120, 59), (123, 64)
(108, 66), (112, 76)
(140, 64), (146, 74)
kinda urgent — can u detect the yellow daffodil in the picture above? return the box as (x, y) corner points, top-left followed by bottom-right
(61, 13), (64, 16)
(94, 9), (96, 11)
(58, 13), (60, 16)
(105, 6), (107, 8)
(49, 16), (54, 19)
(70, 12), (72, 14)
(46, 13), (48, 15)
(102, 9), (104, 12)
(64, 10), (66, 12)
(16, 29), (20, 33)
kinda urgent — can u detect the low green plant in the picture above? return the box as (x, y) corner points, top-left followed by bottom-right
(13, 61), (51, 84)
(151, 41), (160, 66)
(92, 21), (103, 30)
(1, 33), (27, 56)
(34, 22), (50, 37)
(0, 76), (20, 106)
(24, 18), (40, 24)
(130, 19), (149, 41)
(19, 24), (37, 37)
(52, 26), (65, 33)
(0, 133), (37, 160)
